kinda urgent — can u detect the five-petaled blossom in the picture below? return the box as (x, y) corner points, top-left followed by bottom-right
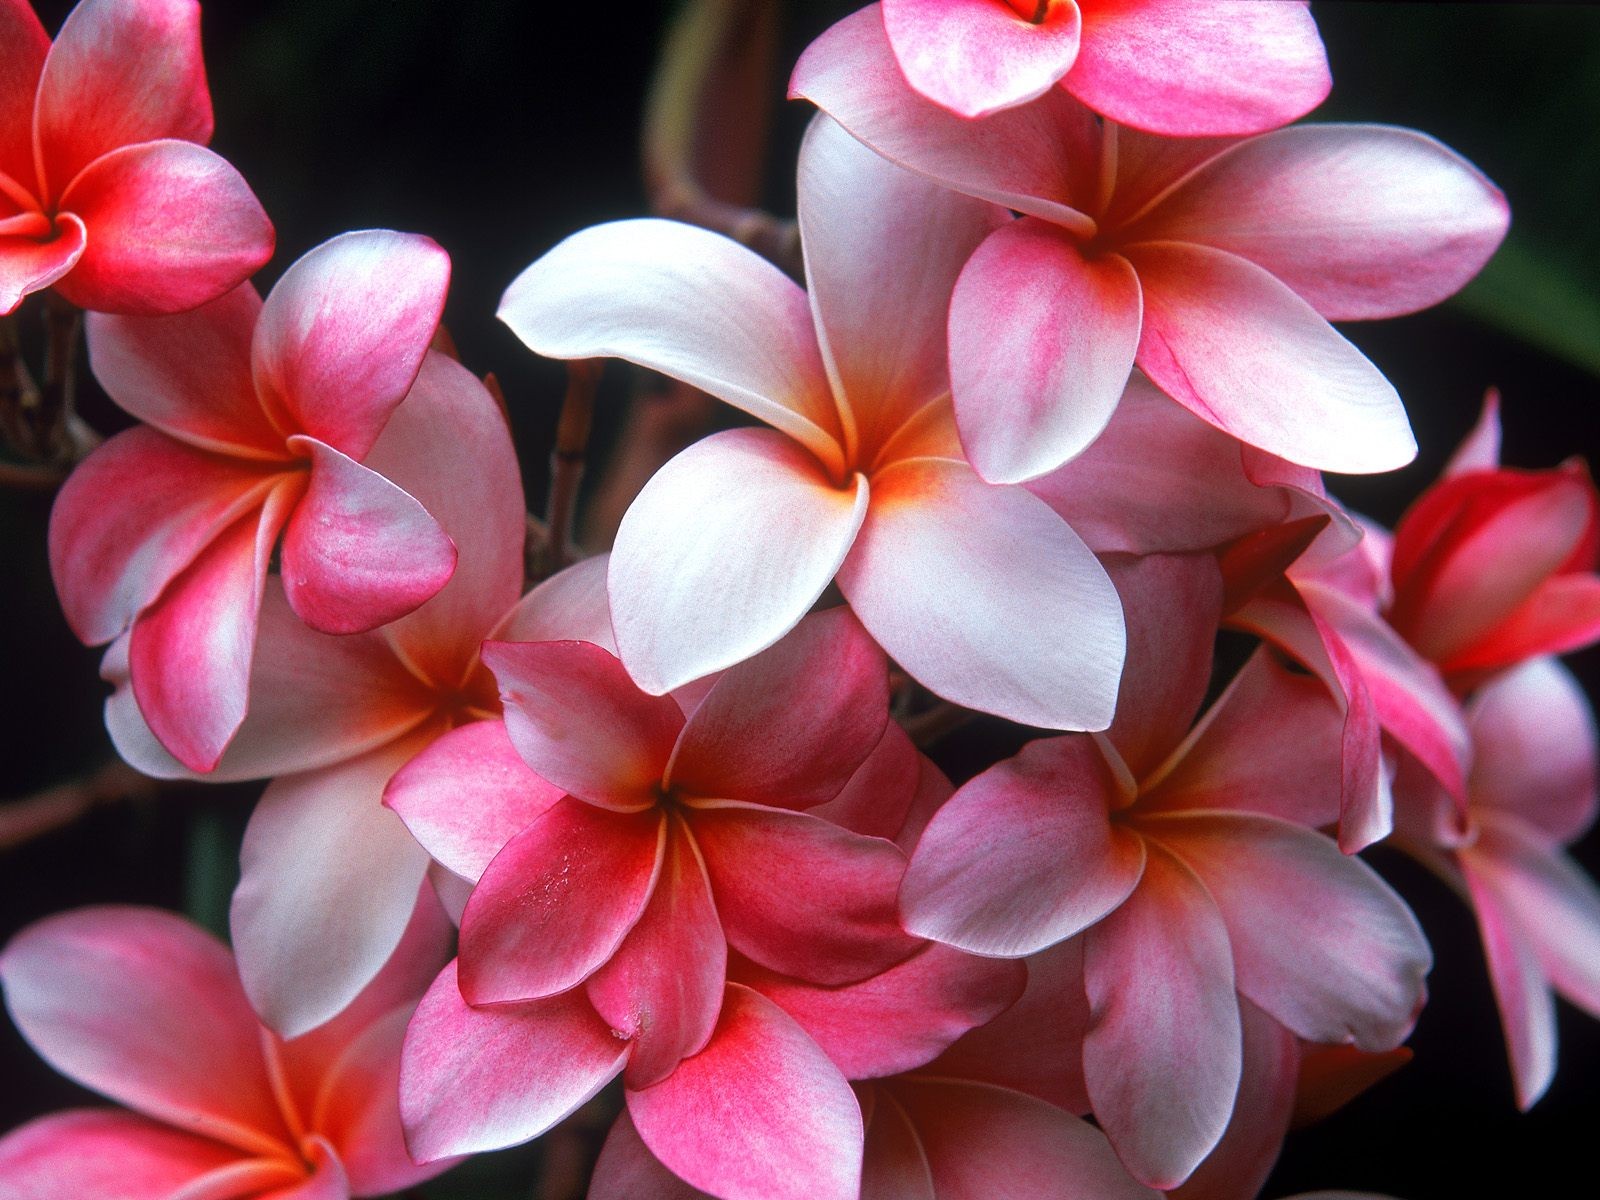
(0, 899), (453, 1199)
(499, 115), (1125, 731)
(900, 555), (1431, 1188)
(792, 10), (1509, 485)
(877, 0), (1330, 129)
(0, 0), (273, 314)
(50, 229), (457, 774)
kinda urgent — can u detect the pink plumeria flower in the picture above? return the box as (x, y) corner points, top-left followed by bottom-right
(1395, 658), (1600, 1111)
(0, 898), (453, 1199)
(792, 12), (1509, 485)
(498, 115), (1124, 732)
(97, 350), (546, 1038)
(50, 230), (457, 773)
(386, 611), (931, 1200)
(878, 0), (1329, 128)
(900, 554), (1430, 1188)
(0, 0), (273, 314)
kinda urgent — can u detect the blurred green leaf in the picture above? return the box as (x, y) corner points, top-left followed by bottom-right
(1452, 235), (1600, 380)
(184, 806), (241, 939)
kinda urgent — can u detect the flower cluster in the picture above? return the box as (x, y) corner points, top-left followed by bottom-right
(2, 2), (1596, 1199)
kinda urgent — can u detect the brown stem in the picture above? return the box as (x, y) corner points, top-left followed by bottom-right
(538, 360), (600, 579)
(39, 292), (83, 462)
(0, 761), (160, 852)
(0, 309), (41, 458)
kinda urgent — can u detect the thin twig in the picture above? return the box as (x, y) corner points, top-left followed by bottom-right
(539, 360), (600, 579)
(39, 291), (82, 462)
(0, 761), (160, 852)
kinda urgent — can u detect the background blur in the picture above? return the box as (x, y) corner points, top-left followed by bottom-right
(3, 2), (1598, 1195)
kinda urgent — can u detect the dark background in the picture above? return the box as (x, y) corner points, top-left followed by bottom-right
(2, 1), (1597, 1196)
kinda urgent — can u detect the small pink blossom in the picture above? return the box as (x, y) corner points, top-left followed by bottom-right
(878, 0), (1329, 129)
(51, 230), (456, 773)
(793, 14), (1508, 485)
(0, 898), (453, 1199)
(0, 0), (273, 314)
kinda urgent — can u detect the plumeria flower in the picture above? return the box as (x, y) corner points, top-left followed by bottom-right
(1394, 658), (1600, 1110)
(878, 0), (1329, 128)
(900, 554), (1431, 1188)
(385, 610), (935, 1200)
(499, 114), (1124, 732)
(99, 347), (532, 1037)
(0, 0), (273, 314)
(51, 230), (457, 773)
(0, 898), (452, 1199)
(792, 11), (1509, 485)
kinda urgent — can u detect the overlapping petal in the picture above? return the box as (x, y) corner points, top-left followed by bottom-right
(0, 214), (84, 313)
(0, 1110), (245, 1200)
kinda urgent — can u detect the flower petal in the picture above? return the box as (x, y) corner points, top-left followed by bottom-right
(948, 218), (1141, 484)
(231, 738), (435, 1038)
(667, 607), (888, 810)
(1083, 844), (1241, 1189)
(0, 214), (85, 313)
(1128, 240), (1415, 474)
(627, 984), (863, 1200)
(279, 435), (456, 634)
(791, 7), (1100, 228)
(384, 719), (565, 884)
(1153, 811), (1431, 1050)
(459, 798), (664, 1005)
(496, 553), (616, 651)
(880, 0), (1082, 118)
(609, 427), (869, 696)
(0, 0), (47, 184)
(499, 217), (844, 467)
(1067, 0), (1328, 135)
(797, 113), (1002, 463)
(812, 719), (948, 849)
(689, 802), (918, 985)
(84, 283), (282, 455)
(837, 456), (1124, 731)
(53, 140), (271, 315)
(588, 814), (727, 1089)
(482, 639), (683, 807)
(251, 230), (449, 459)
(0, 1110), (244, 1200)
(34, 0), (214, 197)
(902, 736), (1142, 956)
(590, 1110), (709, 1200)
(0, 907), (286, 1155)
(1135, 123), (1507, 319)
(400, 961), (630, 1162)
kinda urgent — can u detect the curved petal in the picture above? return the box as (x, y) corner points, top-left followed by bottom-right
(1135, 124), (1508, 319)
(482, 639), (683, 807)
(1444, 389), (1502, 476)
(251, 230), (449, 459)
(837, 457), (1125, 731)
(590, 1110), (709, 1200)
(0, 1109), (244, 1200)
(1067, 0), (1327, 135)
(667, 607), (889, 810)
(948, 219), (1140, 484)
(689, 802), (918, 985)
(1128, 241), (1415, 474)
(791, 7), (1100, 229)
(400, 961), (630, 1162)
(609, 427), (869, 696)
(0, 0), (47, 184)
(881, 0), (1081, 118)
(499, 218), (844, 467)
(370, 353), (528, 676)
(84, 284), (282, 456)
(627, 984), (863, 1200)
(53, 140), (272, 315)
(890, 1078), (1162, 1200)
(384, 719), (565, 884)
(1153, 811), (1431, 1050)
(458, 799), (664, 1005)
(128, 481), (298, 772)
(588, 814), (727, 1089)
(1083, 844), (1240, 1190)
(812, 718), (946, 847)
(739, 944), (1024, 1081)
(0, 907), (286, 1156)
(251, 1140), (348, 1200)
(33, 0), (213, 198)
(231, 738), (435, 1038)
(0, 214), (85, 313)
(1467, 659), (1597, 844)
(495, 553), (615, 650)
(902, 736), (1141, 956)
(797, 114), (1003, 463)
(48, 425), (282, 644)
(279, 435), (456, 634)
